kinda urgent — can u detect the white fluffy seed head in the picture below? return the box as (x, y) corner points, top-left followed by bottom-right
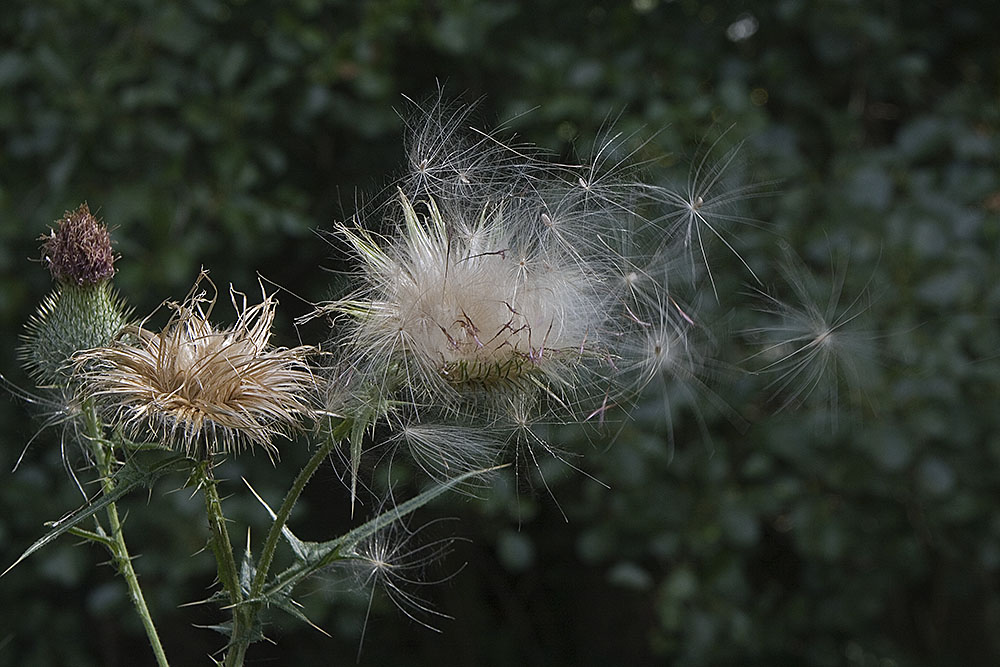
(327, 189), (617, 416)
(312, 98), (764, 481)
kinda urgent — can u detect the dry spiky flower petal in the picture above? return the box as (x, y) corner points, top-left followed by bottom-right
(77, 272), (315, 457)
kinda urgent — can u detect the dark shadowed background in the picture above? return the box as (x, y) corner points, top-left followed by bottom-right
(1, 1), (999, 665)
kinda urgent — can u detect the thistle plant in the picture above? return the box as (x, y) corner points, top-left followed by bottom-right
(4, 99), (778, 665)
(13, 204), (166, 663)
(4, 200), (498, 666)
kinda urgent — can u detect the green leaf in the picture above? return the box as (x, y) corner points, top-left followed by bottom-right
(242, 476), (309, 562)
(66, 526), (116, 550)
(2, 451), (193, 577)
(239, 529), (256, 594)
(271, 591), (330, 637)
(345, 402), (385, 516)
(258, 466), (499, 603)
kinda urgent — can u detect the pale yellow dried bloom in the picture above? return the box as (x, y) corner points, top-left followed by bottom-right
(77, 272), (315, 457)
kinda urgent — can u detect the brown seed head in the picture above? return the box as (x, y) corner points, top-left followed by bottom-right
(41, 203), (116, 286)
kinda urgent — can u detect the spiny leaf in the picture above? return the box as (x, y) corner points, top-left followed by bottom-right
(270, 590), (330, 637)
(258, 466), (500, 602)
(192, 621), (233, 638)
(66, 526), (116, 550)
(349, 414), (366, 516)
(243, 477), (308, 561)
(2, 451), (193, 577)
(240, 528), (256, 594)
(346, 403), (384, 517)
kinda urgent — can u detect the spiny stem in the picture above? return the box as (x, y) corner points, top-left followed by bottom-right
(251, 425), (344, 597)
(195, 463), (254, 667)
(224, 420), (347, 667)
(83, 399), (170, 667)
(200, 465), (241, 604)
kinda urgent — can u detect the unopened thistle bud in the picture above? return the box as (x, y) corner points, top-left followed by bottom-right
(20, 203), (128, 386)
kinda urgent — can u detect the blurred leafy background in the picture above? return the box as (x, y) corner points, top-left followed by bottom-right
(1, 0), (999, 665)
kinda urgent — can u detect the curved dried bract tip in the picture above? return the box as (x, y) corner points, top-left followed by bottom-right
(76, 271), (316, 458)
(41, 203), (116, 286)
(744, 245), (878, 424)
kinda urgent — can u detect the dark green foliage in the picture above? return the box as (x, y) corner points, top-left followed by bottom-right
(2, 1), (999, 666)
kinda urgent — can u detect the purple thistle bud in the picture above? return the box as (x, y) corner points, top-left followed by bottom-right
(41, 203), (116, 286)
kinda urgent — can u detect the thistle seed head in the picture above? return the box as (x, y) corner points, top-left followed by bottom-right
(312, 101), (695, 435)
(312, 98), (757, 486)
(76, 272), (316, 458)
(333, 192), (607, 406)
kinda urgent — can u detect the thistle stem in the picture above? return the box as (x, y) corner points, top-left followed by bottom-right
(251, 429), (342, 597)
(225, 422), (345, 667)
(201, 467), (242, 602)
(196, 464), (253, 667)
(83, 399), (170, 667)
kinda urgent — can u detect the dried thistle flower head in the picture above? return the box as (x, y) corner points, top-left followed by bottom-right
(77, 272), (315, 457)
(41, 203), (116, 286)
